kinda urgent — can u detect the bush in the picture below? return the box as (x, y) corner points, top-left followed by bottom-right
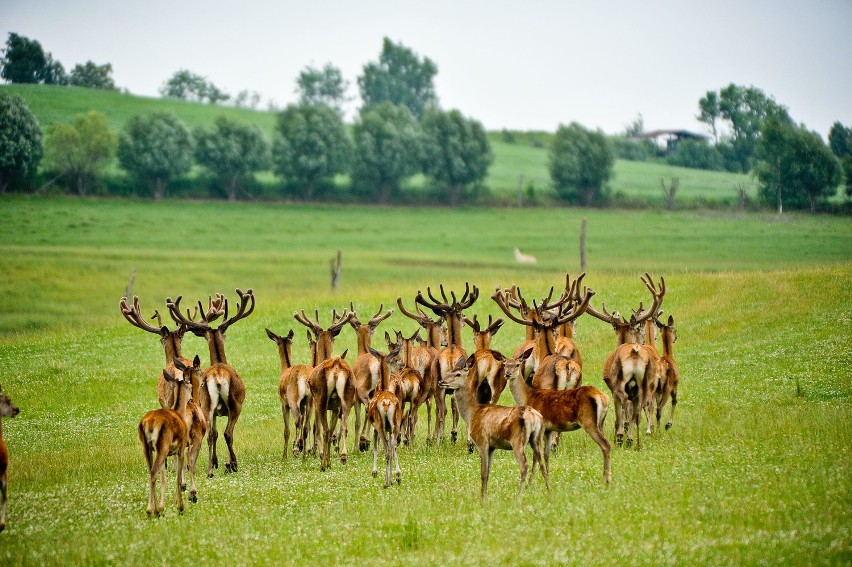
(666, 140), (725, 170)
(610, 136), (655, 161)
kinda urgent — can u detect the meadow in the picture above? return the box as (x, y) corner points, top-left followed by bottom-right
(0, 195), (850, 564)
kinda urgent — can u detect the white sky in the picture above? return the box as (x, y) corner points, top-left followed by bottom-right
(2, 0), (850, 138)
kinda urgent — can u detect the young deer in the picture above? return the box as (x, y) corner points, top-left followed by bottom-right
(652, 313), (680, 431)
(415, 282), (479, 443)
(585, 274), (665, 448)
(138, 367), (192, 516)
(294, 308), (356, 471)
(396, 296), (447, 441)
(367, 348), (404, 487)
(384, 330), (426, 447)
(439, 355), (548, 500)
(171, 356), (207, 504)
(347, 303), (393, 452)
(462, 314), (509, 403)
(0, 385), (20, 532)
(505, 353), (611, 485)
(167, 289), (253, 476)
(266, 328), (314, 458)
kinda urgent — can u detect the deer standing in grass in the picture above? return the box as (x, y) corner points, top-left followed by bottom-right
(347, 303), (394, 452)
(0, 385), (20, 532)
(396, 297), (447, 441)
(169, 356), (207, 503)
(504, 353), (611, 484)
(294, 309), (355, 470)
(585, 274), (665, 448)
(415, 282), (479, 443)
(167, 289), (253, 476)
(440, 355), (548, 500)
(652, 313), (680, 431)
(266, 328), (315, 458)
(138, 367), (191, 516)
(385, 330), (427, 447)
(367, 347), (404, 487)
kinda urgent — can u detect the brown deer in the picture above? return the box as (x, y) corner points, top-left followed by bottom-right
(347, 303), (393, 452)
(652, 313), (680, 432)
(396, 296), (447, 441)
(170, 356), (207, 503)
(294, 308), (356, 470)
(138, 367), (191, 516)
(266, 328), (314, 458)
(383, 330), (426, 447)
(119, 296), (193, 410)
(439, 355), (548, 500)
(415, 282), (479, 443)
(367, 348), (404, 487)
(462, 314), (509, 402)
(504, 352), (611, 484)
(552, 273), (585, 369)
(585, 274), (665, 448)
(0, 385), (20, 532)
(166, 289), (253, 476)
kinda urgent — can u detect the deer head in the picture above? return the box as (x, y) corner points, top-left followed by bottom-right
(0, 384), (20, 418)
(293, 307), (354, 362)
(585, 273), (665, 345)
(414, 282), (479, 347)
(462, 314), (504, 351)
(396, 296), (447, 349)
(120, 295), (191, 363)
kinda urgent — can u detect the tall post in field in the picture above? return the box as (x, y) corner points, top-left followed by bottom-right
(330, 250), (342, 290)
(579, 218), (587, 271)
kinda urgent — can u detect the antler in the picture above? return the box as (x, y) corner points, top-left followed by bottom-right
(119, 296), (163, 334)
(218, 288), (255, 333)
(553, 285), (595, 326)
(351, 302), (393, 329)
(416, 282), (479, 314)
(633, 274), (666, 325)
(166, 295), (212, 334)
(294, 309), (324, 335)
(396, 296), (441, 329)
(492, 287), (535, 327)
(328, 308), (355, 333)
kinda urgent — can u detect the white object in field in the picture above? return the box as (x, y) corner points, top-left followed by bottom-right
(514, 248), (537, 264)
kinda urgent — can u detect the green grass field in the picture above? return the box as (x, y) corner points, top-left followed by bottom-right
(0, 195), (850, 564)
(2, 84), (757, 206)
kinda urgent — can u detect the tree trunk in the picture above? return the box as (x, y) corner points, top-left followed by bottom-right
(77, 174), (87, 197)
(809, 193), (816, 214)
(448, 184), (461, 207)
(153, 178), (166, 201)
(305, 180), (314, 201)
(228, 176), (238, 202)
(378, 182), (392, 205)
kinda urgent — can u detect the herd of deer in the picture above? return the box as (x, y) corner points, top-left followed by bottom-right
(107, 272), (681, 517)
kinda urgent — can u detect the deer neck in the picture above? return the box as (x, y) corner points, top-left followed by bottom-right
(536, 328), (556, 356)
(163, 333), (183, 365)
(615, 325), (638, 346)
(402, 340), (415, 368)
(206, 330), (228, 365)
(558, 321), (575, 339)
(525, 326), (537, 342)
(355, 327), (372, 355)
(474, 333), (489, 351)
(426, 323), (442, 349)
(315, 333), (334, 362)
(508, 373), (530, 405)
(446, 314), (464, 347)
(644, 320), (656, 346)
(278, 341), (292, 372)
(452, 375), (475, 424)
(661, 329), (675, 357)
(173, 380), (192, 413)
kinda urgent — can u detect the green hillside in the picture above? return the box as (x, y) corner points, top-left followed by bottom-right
(2, 84), (752, 205)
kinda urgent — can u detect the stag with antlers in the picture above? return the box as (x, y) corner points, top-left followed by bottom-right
(294, 308), (356, 470)
(167, 289), (254, 476)
(414, 282), (479, 443)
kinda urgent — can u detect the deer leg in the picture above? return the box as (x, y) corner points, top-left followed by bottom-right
(543, 430), (554, 473)
(613, 394), (624, 446)
(147, 457), (158, 517)
(450, 394), (460, 443)
(316, 397), (331, 471)
(339, 398), (353, 465)
(290, 402), (302, 457)
(206, 412), (218, 477)
(300, 397), (313, 459)
(479, 446), (494, 501)
(0, 474), (6, 531)
(583, 421), (612, 485)
(393, 424), (402, 485)
(425, 397), (433, 441)
(371, 426), (380, 478)
(354, 398), (364, 451)
(433, 387), (447, 443)
(530, 429), (550, 491)
(513, 443), (529, 499)
(175, 449), (185, 514)
(223, 403), (241, 473)
(383, 421), (394, 488)
(282, 402), (291, 459)
(156, 448), (168, 516)
(667, 389), (677, 430)
(408, 400), (420, 449)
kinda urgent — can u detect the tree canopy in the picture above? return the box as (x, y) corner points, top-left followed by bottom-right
(159, 69), (229, 104)
(296, 63), (349, 114)
(0, 32), (65, 85)
(44, 111), (117, 196)
(420, 108), (492, 206)
(549, 122), (614, 206)
(0, 92), (43, 192)
(117, 112), (194, 199)
(358, 38), (438, 120)
(69, 61), (116, 90)
(194, 117), (270, 201)
(272, 104), (351, 200)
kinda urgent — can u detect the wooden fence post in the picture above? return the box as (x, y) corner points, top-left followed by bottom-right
(580, 219), (587, 271)
(330, 250), (342, 290)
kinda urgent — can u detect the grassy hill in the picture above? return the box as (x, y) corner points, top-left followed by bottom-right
(3, 84), (753, 206)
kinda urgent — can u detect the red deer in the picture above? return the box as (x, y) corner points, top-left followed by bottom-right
(347, 303), (393, 452)
(0, 385), (20, 532)
(384, 330), (426, 447)
(415, 282), (479, 443)
(439, 356), (548, 500)
(504, 353), (611, 484)
(138, 367), (192, 516)
(266, 328), (314, 458)
(585, 274), (665, 448)
(652, 313), (681, 431)
(170, 356), (207, 503)
(367, 348), (404, 487)
(294, 308), (355, 470)
(167, 289), (253, 475)
(462, 314), (509, 403)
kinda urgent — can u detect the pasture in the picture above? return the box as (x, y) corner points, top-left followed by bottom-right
(0, 195), (850, 565)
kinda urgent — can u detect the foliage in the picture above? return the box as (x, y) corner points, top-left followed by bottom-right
(272, 104), (351, 200)
(194, 116), (270, 201)
(358, 37), (438, 120)
(698, 84), (792, 172)
(610, 135), (656, 161)
(159, 69), (230, 104)
(0, 32), (66, 85)
(117, 112), (193, 199)
(233, 90), (262, 110)
(351, 103), (422, 203)
(666, 139), (724, 171)
(296, 63), (349, 114)
(828, 121), (852, 158)
(549, 122), (614, 205)
(623, 113), (644, 137)
(754, 117), (842, 212)
(44, 111), (117, 196)
(420, 108), (492, 206)
(0, 92), (43, 192)
(68, 61), (116, 90)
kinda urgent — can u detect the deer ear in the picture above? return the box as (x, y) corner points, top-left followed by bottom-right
(163, 369), (175, 382)
(491, 350), (506, 362)
(286, 329), (294, 340)
(369, 347), (381, 358)
(265, 328), (277, 341)
(340, 349), (348, 360)
(519, 346), (534, 361)
(453, 357), (466, 371)
(193, 354), (201, 369)
(173, 358), (187, 372)
(465, 354), (476, 368)
(159, 326), (170, 336)
(668, 315), (674, 326)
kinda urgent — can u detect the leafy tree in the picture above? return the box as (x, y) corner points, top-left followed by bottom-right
(697, 91), (720, 144)
(420, 108), (492, 206)
(296, 63), (349, 114)
(44, 111), (117, 196)
(272, 104), (351, 200)
(194, 117), (270, 202)
(623, 113), (644, 137)
(159, 69), (229, 104)
(549, 122), (614, 206)
(754, 117), (841, 213)
(233, 90), (262, 109)
(117, 113), (193, 200)
(828, 122), (852, 198)
(666, 139), (724, 171)
(351, 103), (421, 203)
(0, 92), (43, 192)
(358, 37), (438, 120)
(0, 32), (66, 84)
(69, 61), (116, 90)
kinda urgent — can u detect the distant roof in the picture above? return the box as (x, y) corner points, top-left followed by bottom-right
(632, 129), (708, 141)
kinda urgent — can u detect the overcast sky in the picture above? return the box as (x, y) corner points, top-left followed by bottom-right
(2, 0), (850, 138)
